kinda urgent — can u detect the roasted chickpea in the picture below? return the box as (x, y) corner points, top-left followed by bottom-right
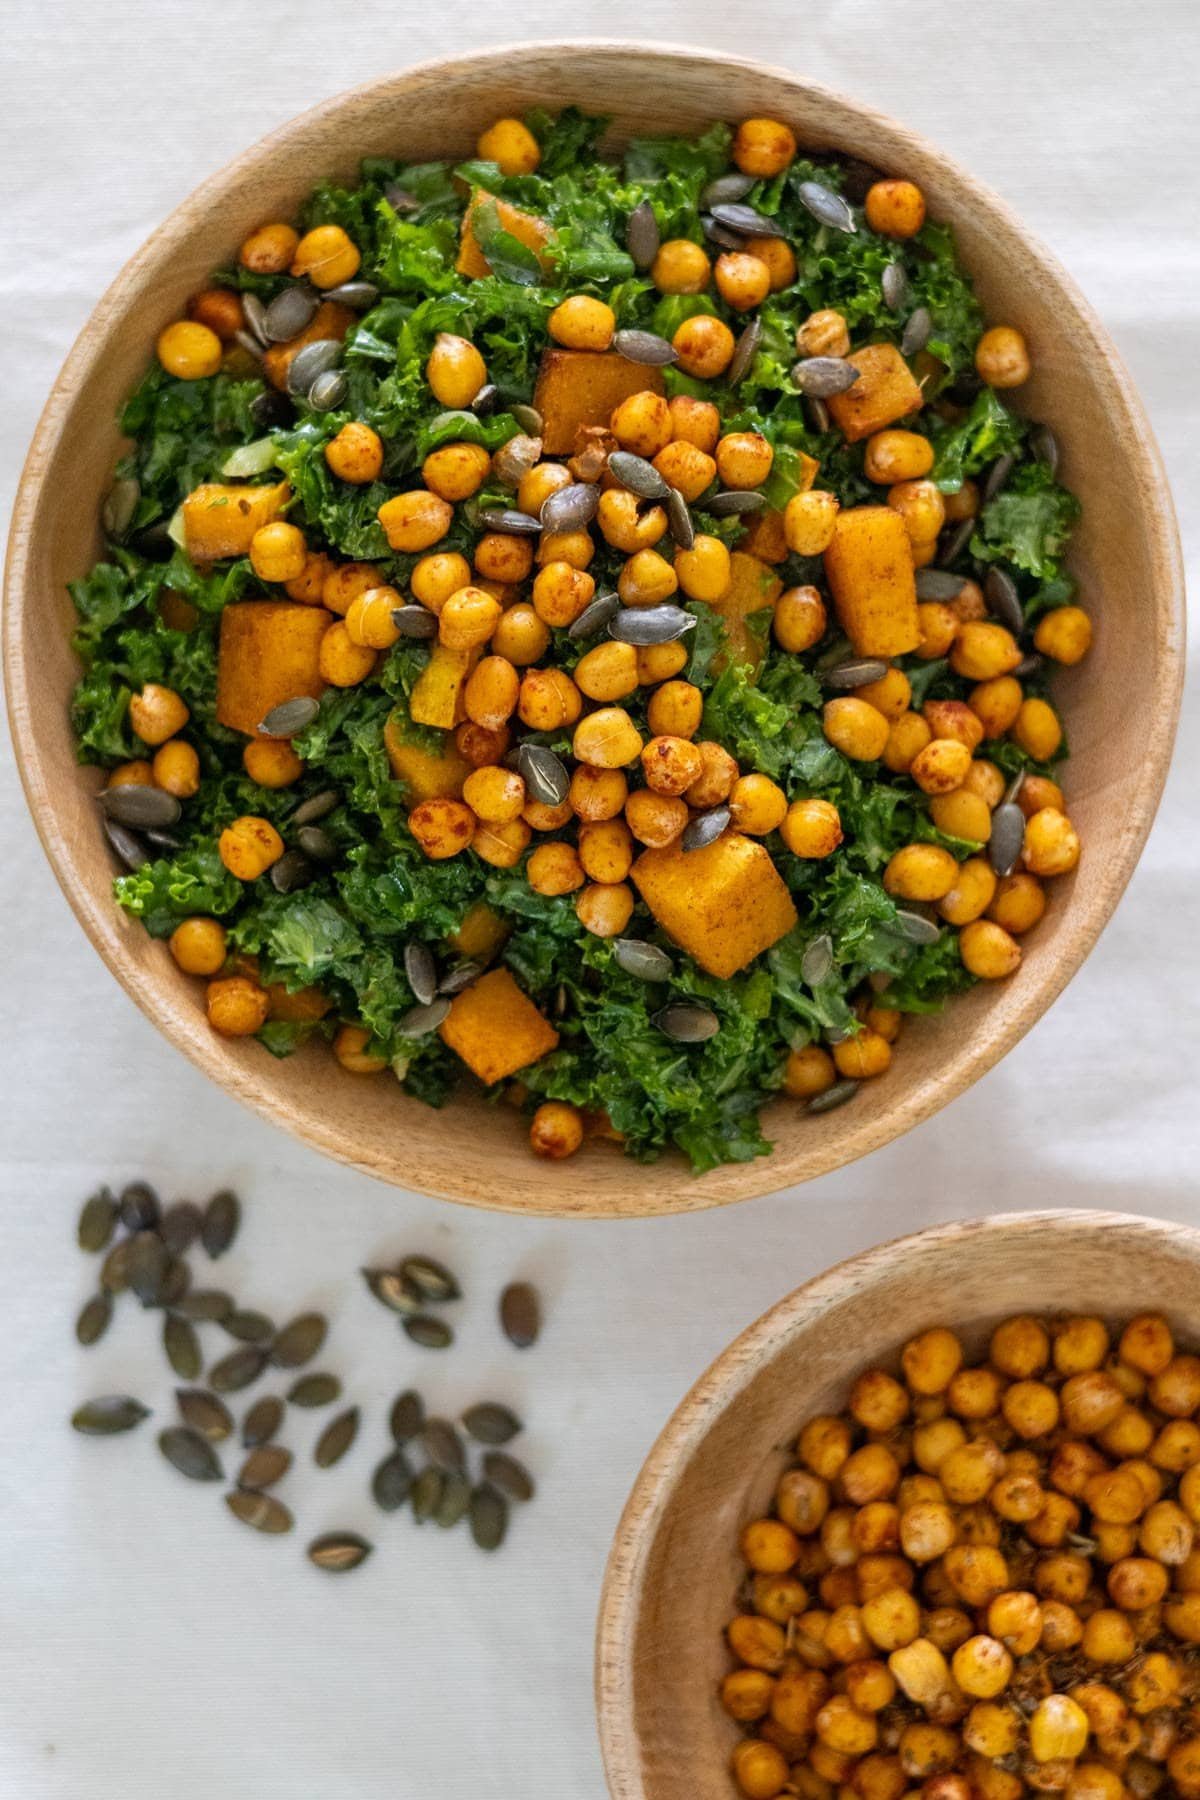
(731, 1736), (788, 1799)
(519, 669), (582, 732)
(243, 739), (303, 788)
(853, 668), (911, 722)
(169, 917), (228, 977)
(342, 586), (400, 651)
(573, 707), (644, 770)
(475, 528), (536, 583)
(421, 441), (490, 504)
(651, 238), (712, 294)
(684, 741), (739, 807)
(377, 488), (453, 554)
(407, 798), (475, 860)
(888, 478), (946, 547)
(774, 586), (827, 654)
(476, 116), (540, 175)
(218, 815), (284, 881)
(938, 857), (997, 926)
(958, 918), (1021, 980)
(318, 621), (375, 686)
(902, 1328), (963, 1396)
(833, 1031), (892, 1081)
(733, 116), (796, 176)
(665, 397), (720, 454)
(624, 789), (687, 848)
(1023, 807), (1081, 878)
(461, 765), (524, 825)
(188, 287), (243, 341)
(597, 488), (667, 553)
(1012, 696), (1064, 763)
(915, 602), (959, 661)
(472, 817), (531, 869)
(490, 603), (550, 667)
(521, 796), (572, 833)
(570, 764), (628, 823)
(824, 697), (890, 762)
(783, 1045), (837, 1101)
(325, 422), (384, 485)
(1035, 605), (1093, 665)
(780, 798), (843, 859)
(783, 490), (840, 556)
(426, 333), (486, 409)
(672, 314), (736, 380)
(578, 819), (634, 885)
(239, 221), (299, 274)
(459, 655), (519, 731)
(865, 180), (926, 238)
(438, 586), (502, 650)
(206, 975), (269, 1037)
(721, 1668), (776, 1722)
(574, 641), (639, 704)
(883, 712), (932, 775)
(864, 429), (934, 484)
(151, 739), (201, 798)
(730, 773), (788, 836)
(930, 791), (991, 846)
(985, 871), (1045, 937)
(548, 293), (615, 350)
(1016, 773), (1066, 819)
(796, 309), (850, 358)
(529, 1101), (584, 1160)
(156, 320), (222, 381)
(910, 737), (972, 795)
(641, 734), (703, 797)
(107, 760), (155, 789)
(575, 882), (635, 939)
(330, 1024), (386, 1074)
(675, 535), (731, 603)
(531, 560), (594, 629)
(319, 562), (382, 618)
(647, 680), (703, 738)
(976, 326), (1031, 389)
(618, 548), (678, 607)
(715, 251), (772, 312)
(716, 432), (774, 490)
(457, 722), (510, 768)
(610, 389), (672, 457)
(291, 223), (359, 288)
(653, 440), (717, 503)
(129, 682), (189, 746)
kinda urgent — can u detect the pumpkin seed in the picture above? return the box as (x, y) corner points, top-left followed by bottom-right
(709, 202), (785, 238)
(476, 506), (542, 535)
(517, 741), (570, 807)
(800, 934), (835, 987)
(162, 1258), (191, 1308)
(982, 453), (1015, 504)
(470, 381), (500, 416)
(567, 589), (621, 640)
(210, 1346), (267, 1393)
(984, 567), (1024, 635)
(404, 1314), (454, 1350)
(323, 278), (379, 310)
(882, 262), (909, 310)
(384, 605), (438, 647)
(701, 171), (757, 209)
(609, 603), (696, 647)
(271, 1311), (327, 1368)
(384, 184), (419, 213)
(483, 1451), (536, 1503)
(77, 1189), (117, 1253)
(372, 1448), (413, 1512)
(258, 696), (320, 738)
(613, 328), (678, 367)
(159, 1426), (223, 1482)
(682, 806), (730, 852)
(176, 1389), (234, 1442)
(397, 997), (451, 1037)
(895, 909), (942, 946)
(808, 1079), (859, 1115)
(99, 784), (181, 830)
(498, 1282), (540, 1351)
(706, 489), (766, 517)
(119, 1183), (160, 1231)
(72, 1395), (149, 1436)
(791, 356), (860, 398)
(99, 1239), (132, 1294)
(940, 518), (975, 565)
(540, 481), (600, 534)
(824, 658), (889, 690)
(238, 1444), (292, 1490)
(308, 370), (347, 411)
(797, 180), (856, 233)
(612, 938), (673, 982)
(390, 1389), (425, 1443)
(202, 1189), (240, 1259)
(404, 941), (438, 1006)
(128, 1231), (170, 1308)
(989, 803), (1026, 878)
(362, 1268), (422, 1315)
(286, 338), (342, 396)
(402, 1254), (461, 1302)
(435, 1472), (472, 1528)
(410, 1467), (443, 1523)
(728, 317), (763, 387)
(1014, 653), (1042, 680)
(666, 486), (695, 549)
(314, 1407), (360, 1469)
(270, 850), (315, 895)
(915, 568), (966, 601)
(222, 1309), (274, 1345)
(144, 827), (182, 853)
(805, 395), (831, 434)
(250, 388), (293, 430)
(226, 1489), (293, 1535)
(75, 1293), (113, 1347)
(163, 1315), (202, 1380)
(158, 1201), (202, 1256)
(263, 284), (319, 343)
(901, 306), (933, 358)
(462, 1402), (521, 1446)
(700, 214), (743, 251)
(420, 1418), (465, 1473)
(1032, 423), (1059, 476)
(241, 293), (270, 346)
(307, 1532), (371, 1571)
(655, 1002), (720, 1043)
(242, 1396), (284, 1447)
(608, 450), (668, 500)
(102, 477), (140, 541)
(625, 198), (660, 270)
(470, 1484), (509, 1552)
(176, 1288), (232, 1323)
(288, 1372), (341, 1407)
(492, 432), (542, 485)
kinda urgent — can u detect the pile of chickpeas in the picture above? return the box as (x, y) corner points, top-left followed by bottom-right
(116, 114), (1090, 1154)
(722, 1312), (1200, 1800)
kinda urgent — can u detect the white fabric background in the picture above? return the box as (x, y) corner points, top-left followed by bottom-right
(1, 4), (1197, 1794)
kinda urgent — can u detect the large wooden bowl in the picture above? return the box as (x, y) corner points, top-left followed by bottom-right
(3, 46), (1184, 1216)
(596, 1209), (1200, 1795)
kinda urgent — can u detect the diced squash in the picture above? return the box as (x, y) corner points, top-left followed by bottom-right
(182, 480), (290, 563)
(826, 343), (924, 442)
(534, 349), (666, 455)
(439, 967), (559, 1085)
(407, 644), (481, 730)
(823, 506), (920, 658)
(710, 551), (782, 674)
(216, 601), (331, 735)
(631, 834), (798, 979)
(450, 902), (510, 961)
(383, 712), (470, 801)
(457, 189), (554, 280)
(262, 301), (357, 392)
(736, 506), (789, 565)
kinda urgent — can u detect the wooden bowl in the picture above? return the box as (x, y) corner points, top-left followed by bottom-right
(3, 46), (1184, 1216)
(596, 1209), (1200, 1796)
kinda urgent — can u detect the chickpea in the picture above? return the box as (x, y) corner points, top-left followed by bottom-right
(1023, 807), (1081, 878)
(783, 1045), (837, 1101)
(639, 735), (702, 798)
(151, 739), (201, 798)
(902, 1327), (963, 1395)
(578, 819), (634, 885)
(742, 1518), (802, 1575)
(418, 441), (488, 504)
(983, 871), (1044, 938)
(945, 623), (1021, 684)
(646, 681), (704, 740)
(1119, 1313), (1174, 1377)
(519, 667), (582, 733)
(1035, 605), (1093, 665)
(989, 1314), (1048, 1377)
(317, 621), (374, 687)
(721, 1668), (776, 1722)
(976, 326), (1031, 389)
(610, 390), (672, 458)
(882, 712), (932, 775)
(291, 223), (359, 288)
(774, 585), (827, 654)
(951, 1635), (1012, 1699)
(1153, 1420), (1200, 1474)
(863, 179), (925, 238)
(716, 432), (774, 491)
(624, 789), (688, 849)
(471, 817), (530, 869)
(966, 679), (1021, 743)
(529, 1101), (584, 1160)
(522, 796), (571, 833)
(669, 313), (735, 380)
(341, 586), (399, 651)
(1107, 1556), (1168, 1611)
(780, 797), (843, 859)
(324, 421), (384, 486)
(461, 765), (523, 826)
(683, 741), (739, 808)
(715, 251), (772, 312)
(575, 881), (635, 939)
(571, 764), (628, 823)
(663, 400), (719, 458)
(959, 917), (1022, 980)
(1016, 773), (1066, 820)
(675, 536), (731, 603)
(491, 603), (550, 667)
(547, 292), (616, 350)
(733, 116), (796, 176)
(728, 773), (788, 837)
(438, 586), (502, 651)
(188, 288), (244, 345)
(218, 814), (284, 881)
(653, 441), (716, 505)
(910, 737), (973, 797)
(206, 975), (269, 1037)
(316, 563), (377, 619)
(169, 916), (228, 977)
(833, 1031), (892, 1080)
(964, 1702), (1019, 1760)
(476, 115), (540, 175)
(568, 643), (634, 707)
(426, 333), (486, 409)
(331, 1024), (387, 1074)
(156, 319), (222, 381)
(239, 221), (299, 274)
(799, 1416), (852, 1482)
(914, 602), (959, 661)
(1000, 1380), (1059, 1440)
(570, 707), (642, 771)
(618, 548), (678, 608)
(938, 857), (997, 926)
(864, 429), (934, 485)
(651, 238), (711, 294)
(851, 669), (909, 724)
(778, 492), (838, 560)
(469, 531), (531, 586)
(947, 1366), (1003, 1421)
(107, 760), (155, 789)
(795, 309), (850, 359)
(1152, 1355), (1200, 1419)
(884, 843), (958, 903)
(1010, 698), (1063, 766)
(731, 1737), (788, 1800)
(847, 1370), (907, 1435)
(912, 1417), (965, 1471)
(129, 682), (189, 746)
(888, 478), (946, 547)
(242, 739), (302, 788)
(407, 797), (475, 861)
(530, 560), (593, 629)
(597, 488), (667, 554)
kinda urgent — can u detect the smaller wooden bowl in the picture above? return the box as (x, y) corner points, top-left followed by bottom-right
(596, 1210), (1200, 1798)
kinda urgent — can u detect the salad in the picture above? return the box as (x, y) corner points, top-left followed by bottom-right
(71, 108), (1087, 1173)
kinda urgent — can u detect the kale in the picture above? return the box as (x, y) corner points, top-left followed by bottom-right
(972, 461), (1081, 579)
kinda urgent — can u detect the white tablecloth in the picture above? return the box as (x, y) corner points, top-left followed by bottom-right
(1, 4), (1197, 1793)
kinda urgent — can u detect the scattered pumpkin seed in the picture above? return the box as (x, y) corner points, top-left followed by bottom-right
(372, 1448), (413, 1511)
(612, 328), (678, 367)
(238, 1444), (292, 1490)
(791, 356), (860, 398)
(800, 934), (835, 988)
(72, 1395), (150, 1436)
(258, 696), (320, 738)
(100, 1239), (133, 1294)
(901, 306), (933, 358)
(499, 1282), (541, 1349)
(510, 404), (543, 436)
(626, 198), (660, 270)
(808, 1079), (859, 1115)
(263, 284), (320, 343)
(982, 453), (1015, 504)
(1014, 653), (1043, 680)
(608, 451), (669, 500)
(209, 1345), (268, 1393)
(404, 1314), (454, 1350)
(201, 1190), (240, 1259)
(163, 1314), (202, 1380)
(389, 604), (438, 639)
(286, 338), (342, 396)
(706, 489), (766, 517)
(250, 388), (292, 430)
(292, 788), (339, 827)
(102, 816), (150, 870)
(989, 803), (1026, 878)
(271, 1311), (328, 1368)
(984, 566), (1024, 635)
(240, 293), (269, 346)
(397, 998), (451, 1037)
(410, 1466), (444, 1523)
(612, 938), (673, 983)
(462, 1403), (521, 1447)
(567, 590), (621, 640)
(223, 1309), (275, 1345)
(914, 568), (966, 601)
(728, 318), (762, 387)
(270, 849), (315, 895)
(287, 1372), (341, 1408)
(882, 262), (909, 310)
(176, 1288), (232, 1323)
(77, 1189), (117, 1253)
(177, 1389), (234, 1443)
(128, 1231), (170, 1308)
(100, 784), (181, 831)
(401, 1255), (461, 1303)
(242, 1395), (285, 1447)
(227, 1489), (293, 1535)
(939, 517), (975, 565)
(469, 1483), (509, 1552)
(470, 381), (500, 415)
(420, 1418), (466, 1472)
(609, 603), (697, 647)
(158, 1426), (223, 1482)
(362, 1267), (422, 1316)
(895, 909), (942, 946)
(390, 1389), (425, 1443)
(158, 1201), (202, 1256)
(308, 1531), (372, 1572)
(315, 1407), (360, 1468)
(436, 1472), (472, 1529)
(710, 202), (784, 238)
(476, 506), (542, 535)
(297, 824), (337, 863)
(483, 1451), (536, 1503)
(540, 481), (600, 534)
(160, 1257), (191, 1308)
(118, 1180), (160, 1229)
(700, 214), (743, 251)
(666, 486), (695, 549)
(75, 1293), (113, 1347)
(516, 741), (571, 807)
(700, 171), (757, 209)
(825, 657), (890, 690)
(682, 806), (730, 853)
(797, 180), (856, 233)
(654, 1002), (720, 1044)
(308, 367), (348, 411)
(404, 942), (438, 1006)
(804, 394), (831, 435)
(102, 476), (140, 541)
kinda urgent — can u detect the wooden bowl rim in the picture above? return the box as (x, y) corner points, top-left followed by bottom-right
(594, 1207), (1200, 1794)
(2, 42), (1186, 1216)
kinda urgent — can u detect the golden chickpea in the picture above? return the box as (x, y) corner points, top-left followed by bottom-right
(1035, 605), (1093, 666)
(468, 532), (529, 586)
(940, 1439), (1004, 1505)
(715, 251), (772, 312)
(623, 792), (686, 852)
(426, 333), (486, 409)
(990, 1314), (1049, 1377)
(882, 712), (932, 776)
(864, 429), (934, 485)
(325, 421), (384, 485)
(643, 681), (702, 742)
(864, 180), (926, 239)
(1047, 1316), (1109, 1378)
(1152, 1354), (1200, 1418)
(517, 669), (581, 733)
(967, 678), (1021, 743)
(169, 916), (228, 977)
(914, 602), (959, 661)
(570, 764), (628, 823)
(206, 974), (269, 1037)
(242, 739), (302, 788)
(1010, 697), (1063, 765)
(596, 488), (666, 554)
(418, 441), (488, 504)
(946, 622), (1021, 683)
(902, 1327), (963, 1395)
(378, 488), (452, 553)
(291, 223), (359, 288)
(610, 389), (673, 457)
(779, 491), (838, 559)
(640, 735), (702, 798)
(951, 1635), (1012, 1700)
(883, 842), (958, 903)
(741, 1518), (801, 1575)
(947, 1366), (1003, 1421)
(798, 1416), (852, 1483)
(866, 1005), (901, 1045)
(107, 759), (156, 788)
(218, 814), (284, 881)
(910, 737), (972, 797)
(849, 1369), (909, 1433)
(898, 1503), (955, 1564)
(490, 604), (549, 667)
(774, 585), (827, 654)
(317, 563), (379, 619)
(529, 1101), (584, 1161)
(651, 442), (715, 506)
(728, 773), (788, 836)
(816, 1693), (877, 1756)
(833, 1031), (892, 1081)
(861, 1587), (921, 1653)
(343, 586), (400, 651)
(975, 326), (1031, 389)
(437, 586), (500, 651)
(239, 221), (299, 273)
(850, 669), (909, 724)
(964, 1701), (1019, 1760)
(720, 1668), (776, 1722)
(912, 1417), (965, 1471)
(528, 560), (591, 629)
(888, 478), (946, 547)
(476, 115), (540, 174)
(937, 856), (997, 926)
(675, 536), (731, 604)
(783, 1044), (837, 1101)
(571, 707), (643, 770)
(407, 797), (476, 861)
(151, 739), (201, 798)
(1023, 807), (1081, 878)
(841, 1444), (901, 1506)
(664, 398), (718, 455)
(716, 432), (774, 491)
(733, 116), (796, 176)
(548, 292), (616, 351)
(683, 741), (739, 808)
(1015, 773), (1065, 820)
(317, 621), (374, 687)
(578, 819), (634, 885)
(569, 642), (635, 706)
(1001, 1380), (1060, 1440)
(730, 1736), (788, 1800)
(521, 841), (582, 899)
(618, 549), (678, 608)
(575, 881), (635, 939)
(461, 765), (524, 825)
(670, 313), (735, 380)
(983, 871), (1044, 938)
(780, 797), (843, 859)
(1119, 1313), (1174, 1377)
(156, 320), (222, 381)
(129, 682), (189, 746)
(1167, 1741), (1200, 1798)
(459, 656), (518, 731)
(794, 310), (849, 360)
(650, 238), (711, 294)
(249, 520), (307, 585)
(1152, 1420), (1200, 1475)
(959, 917), (1022, 980)
(1107, 1556), (1168, 1611)
(332, 1024), (388, 1074)
(522, 796), (571, 833)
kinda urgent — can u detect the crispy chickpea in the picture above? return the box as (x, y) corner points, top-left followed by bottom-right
(156, 319), (222, 381)
(542, 532), (595, 577)
(1120, 1314), (1174, 1377)
(218, 815), (284, 881)
(610, 390), (672, 458)
(1035, 605), (1093, 666)
(578, 819), (634, 885)
(517, 461), (570, 519)
(1048, 1316), (1110, 1377)
(731, 1737), (788, 1800)
(518, 669), (582, 733)
(1152, 1355), (1200, 1418)
(243, 739), (303, 788)
(426, 333), (486, 409)
(1023, 807), (1081, 878)
(421, 441), (491, 504)
(491, 603), (550, 667)
(522, 796), (571, 832)
(861, 1587), (921, 1653)
(571, 765), (629, 823)
(742, 1518), (802, 1575)
(325, 421), (384, 486)
(776, 1467), (832, 1534)
(344, 586), (401, 651)
(461, 656), (519, 731)
(976, 326), (1031, 389)
(733, 116), (796, 176)
(575, 882), (635, 939)
(476, 115), (540, 175)
(667, 395), (720, 453)
(169, 917), (228, 977)
(884, 843), (958, 903)
(1107, 1556), (1168, 1610)
(472, 818), (531, 869)
(864, 429), (934, 485)
(852, 669), (910, 723)
(888, 478), (946, 547)
(573, 708), (644, 770)
(962, 759), (1005, 810)
(462, 765), (525, 825)
(651, 238), (711, 294)
(941, 1439), (1005, 1505)
(624, 789), (688, 848)
(378, 488), (453, 554)
(986, 872), (1045, 938)
(529, 1101), (584, 1160)
(1011, 697), (1063, 764)
(849, 1370), (909, 1434)
(618, 549), (678, 608)
(597, 488), (667, 554)
(715, 251), (772, 312)
(774, 585), (827, 654)
(783, 1045), (837, 1101)
(641, 735), (703, 797)
(684, 741), (739, 807)
(947, 621), (1021, 682)
(317, 563), (379, 620)
(969, 676), (1023, 741)
(646, 680), (704, 740)
(938, 857), (997, 926)
(947, 1365), (1004, 1420)
(729, 774), (788, 836)
(206, 975), (269, 1037)
(902, 1327), (963, 1395)
(951, 1636), (1012, 1700)
(716, 432), (774, 490)
(239, 221), (300, 273)
(675, 536), (731, 603)
(333, 1024), (388, 1074)
(129, 682), (189, 746)
(959, 918), (1022, 980)
(438, 586), (502, 651)
(574, 641), (639, 704)
(291, 223), (359, 288)
(1152, 1420), (1200, 1474)
(780, 797), (843, 859)
(548, 293), (615, 351)
(882, 712), (932, 775)
(865, 180), (926, 238)
(799, 1416), (852, 1482)
(823, 697), (889, 763)
(531, 560), (594, 629)
(472, 530), (533, 584)
(781, 489), (839, 557)
(816, 1693), (877, 1757)
(107, 760), (156, 788)
(914, 603), (959, 662)
(741, 240), (796, 299)
(898, 1503), (956, 1564)
(833, 1031), (892, 1081)
(670, 314), (736, 380)
(795, 309), (850, 358)
(991, 1314), (1050, 1377)
(841, 1444), (901, 1506)
(249, 520), (307, 584)
(407, 798), (475, 861)
(721, 1669), (776, 1722)
(910, 737), (972, 797)
(1001, 1380), (1060, 1440)
(188, 286), (243, 341)
(1016, 773), (1066, 820)
(654, 440), (717, 504)
(151, 739), (201, 798)
(318, 621), (375, 686)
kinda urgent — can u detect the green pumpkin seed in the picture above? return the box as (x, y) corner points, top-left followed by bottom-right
(706, 489), (766, 517)
(681, 806), (730, 853)
(389, 1389), (424, 1444)
(420, 1418), (465, 1473)
(401, 1255), (461, 1302)
(397, 998), (450, 1036)
(612, 327), (678, 367)
(176, 1389), (234, 1443)
(483, 1451), (535, 1503)
(77, 1189), (117, 1252)
(372, 1449), (413, 1512)
(609, 603), (696, 647)
(201, 1190), (241, 1259)
(901, 305), (933, 358)
(404, 1314), (453, 1350)
(75, 1292), (113, 1346)
(102, 475), (140, 541)
(808, 1079), (859, 1115)
(242, 1395), (285, 1447)
(291, 788), (339, 827)
(510, 404), (543, 437)
(271, 1311), (328, 1367)
(307, 1531), (372, 1572)
(238, 1444), (292, 1490)
(163, 1314), (202, 1380)
(160, 1257), (191, 1308)
(728, 317), (762, 387)
(176, 1288), (232, 1323)
(469, 1483), (509, 1552)
(654, 1002), (720, 1044)
(625, 198), (659, 271)
(404, 941), (438, 1006)
(100, 784), (182, 830)
(801, 934), (835, 988)
(540, 481), (600, 535)
(210, 1345), (267, 1393)
(499, 1282), (540, 1349)
(461, 1403), (521, 1447)
(791, 356), (860, 398)
(988, 803), (1025, 879)
(118, 1181), (161, 1231)
(410, 1466), (443, 1523)
(158, 1201), (202, 1256)
(158, 1426), (223, 1482)
(71, 1395), (149, 1435)
(287, 1372), (341, 1407)
(223, 1309), (275, 1344)
(390, 604), (438, 640)
(797, 179), (856, 233)
(436, 1472), (472, 1529)
(226, 1489), (293, 1535)
(516, 742), (570, 808)
(128, 1232), (170, 1308)
(700, 171), (756, 209)
(314, 1407), (360, 1468)
(361, 1269), (421, 1315)
(103, 818), (150, 870)
(99, 1239), (133, 1294)
(258, 696), (320, 739)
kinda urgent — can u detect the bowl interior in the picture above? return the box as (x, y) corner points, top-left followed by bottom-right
(4, 45), (1184, 1214)
(596, 1210), (1200, 1798)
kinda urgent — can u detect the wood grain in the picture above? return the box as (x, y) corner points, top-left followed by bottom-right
(2, 45), (1185, 1215)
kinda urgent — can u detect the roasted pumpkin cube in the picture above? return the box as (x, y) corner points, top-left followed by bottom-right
(439, 967), (559, 1085)
(826, 343), (924, 442)
(534, 349), (666, 455)
(182, 480), (290, 563)
(407, 644), (481, 730)
(631, 834), (798, 979)
(736, 506), (789, 565)
(450, 901), (510, 961)
(216, 600), (331, 735)
(823, 506), (920, 658)
(262, 301), (357, 392)
(710, 550), (782, 674)
(383, 712), (470, 800)
(457, 189), (554, 281)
